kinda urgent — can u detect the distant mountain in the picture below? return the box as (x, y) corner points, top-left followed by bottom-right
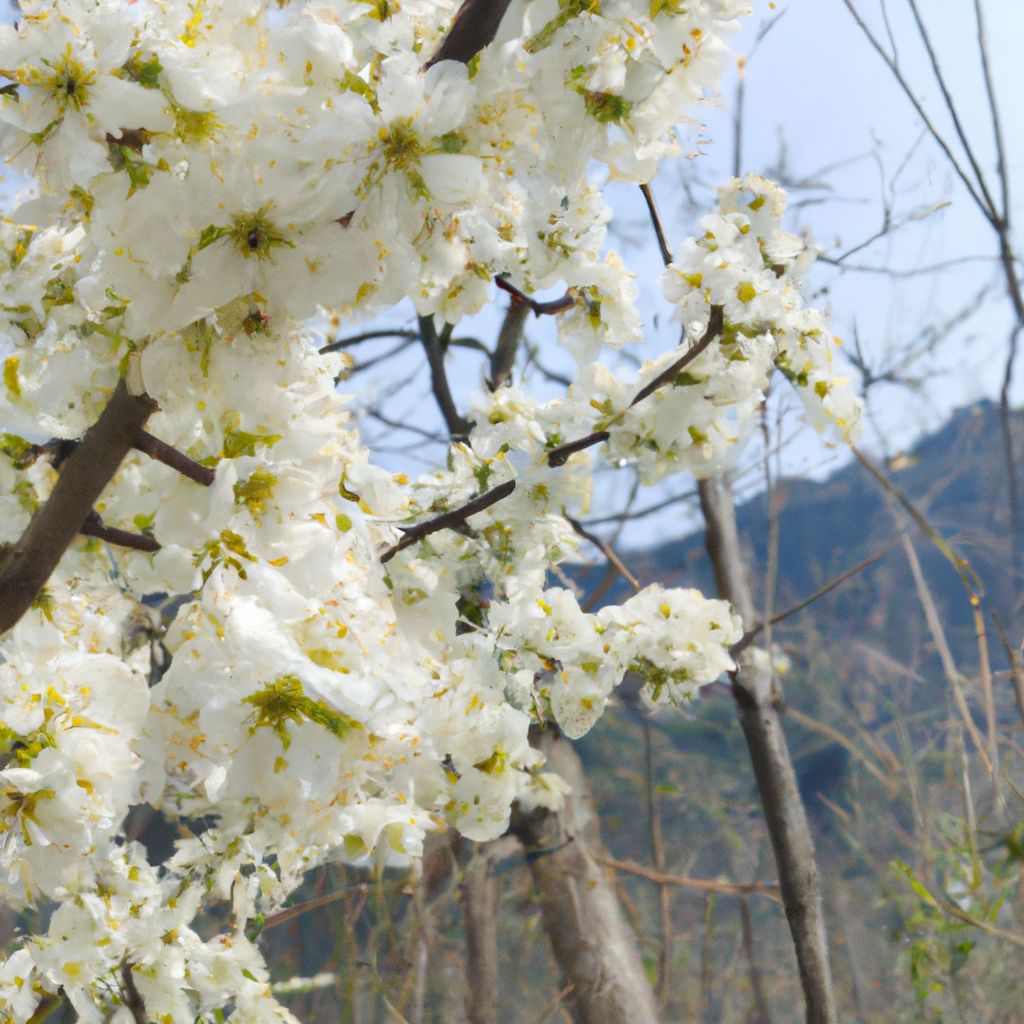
(589, 400), (1021, 672)
(569, 403), (1024, 1022)
(578, 399), (1023, 853)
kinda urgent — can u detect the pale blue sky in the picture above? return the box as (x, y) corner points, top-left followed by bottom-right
(2, 1), (1020, 547)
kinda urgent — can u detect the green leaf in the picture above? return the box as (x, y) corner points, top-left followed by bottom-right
(197, 224), (232, 252)
(891, 859), (940, 908)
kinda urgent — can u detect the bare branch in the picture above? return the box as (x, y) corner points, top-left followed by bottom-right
(837, 0), (996, 226)
(904, 0), (1000, 223)
(566, 515), (641, 592)
(698, 475), (838, 1023)
(731, 538), (900, 657)
(419, 315), (472, 441)
(387, 309), (723, 561)
(365, 409), (449, 443)
(597, 855), (782, 903)
(973, 0), (1010, 223)
(545, 430), (611, 469)
(628, 304), (724, 407)
(582, 485), (697, 527)
(120, 963), (148, 1024)
(489, 299), (529, 390)
(320, 328), (419, 354)
(639, 183), (673, 266)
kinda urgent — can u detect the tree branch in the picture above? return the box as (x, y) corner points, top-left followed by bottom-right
(380, 479), (516, 563)
(699, 475), (838, 1024)
(730, 537), (899, 657)
(494, 275), (575, 317)
(546, 305), (724, 468)
(628, 305), (724, 408)
(383, 309), (724, 561)
(596, 854), (782, 904)
(566, 514), (641, 593)
(639, 184), (673, 266)
(419, 315), (473, 441)
(133, 430), (215, 486)
(120, 963), (148, 1024)
(488, 299), (529, 391)
(424, 0), (514, 69)
(0, 380), (157, 636)
(80, 512), (161, 553)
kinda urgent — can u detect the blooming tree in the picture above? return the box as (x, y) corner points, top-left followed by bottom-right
(0, 1), (858, 1021)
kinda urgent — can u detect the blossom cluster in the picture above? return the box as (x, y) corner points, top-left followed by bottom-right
(0, 2), (858, 1022)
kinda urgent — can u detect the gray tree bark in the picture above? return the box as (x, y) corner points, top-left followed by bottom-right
(510, 728), (660, 1024)
(698, 476), (838, 1024)
(461, 848), (500, 1024)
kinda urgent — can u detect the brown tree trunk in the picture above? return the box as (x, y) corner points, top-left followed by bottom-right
(0, 380), (156, 635)
(510, 728), (660, 1024)
(698, 476), (838, 1024)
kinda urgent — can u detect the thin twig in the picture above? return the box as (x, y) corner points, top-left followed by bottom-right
(837, 0), (995, 226)
(597, 855), (782, 904)
(904, 0), (1000, 222)
(972, 0), (1010, 222)
(815, 253), (1002, 277)
(366, 409), (448, 443)
(899, 529), (992, 777)
(528, 984), (576, 1024)
(582, 485), (697, 527)
(784, 706), (897, 794)
(740, 895), (775, 1024)
(852, 446), (984, 598)
(380, 480), (516, 563)
(495, 276), (575, 317)
(989, 607), (1024, 732)
(566, 515), (641, 592)
(639, 184), (673, 266)
(80, 513), (160, 553)
(546, 306), (724, 468)
(642, 720), (673, 1009)
(731, 538), (899, 656)
(344, 338), (417, 376)
(319, 329), (420, 354)
(629, 305), (724, 407)
(937, 899), (1024, 949)
(133, 430), (215, 486)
